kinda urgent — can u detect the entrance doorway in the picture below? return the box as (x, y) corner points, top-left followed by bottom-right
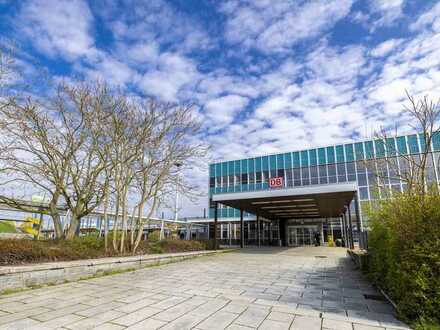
(287, 225), (319, 246)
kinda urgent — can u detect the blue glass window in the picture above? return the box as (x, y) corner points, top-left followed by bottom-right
(222, 162), (228, 176)
(326, 146), (335, 164)
(241, 159), (248, 173)
(227, 161), (234, 175)
(300, 150), (309, 167)
(318, 148), (326, 165)
(433, 132), (440, 151)
(269, 155), (277, 170)
(255, 157), (262, 171)
(354, 143), (364, 160)
(248, 158), (255, 173)
(419, 133), (427, 152)
(215, 163), (222, 177)
(375, 139), (385, 157)
(407, 135), (419, 154)
(262, 156), (269, 170)
(234, 160), (241, 174)
(277, 154), (284, 169)
(396, 136), (408, 155)
(345, 144), (354, 161)
(309, 149), (317, 166)
(209, 164), (215, 177)
(284, 153), (292, 169)
(365, 141), (374, 159)
(386, 138), (396, 156)
(336, 145), (344, 163)
(292, 152), (300, 168)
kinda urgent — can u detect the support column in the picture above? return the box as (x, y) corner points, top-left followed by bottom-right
(257, 214), (261, 247)
(240, 209), (244, 248)
(214, 202), (218, 250)
(347, 203), (354, 249)
(339, 216), (344, 241)
(342, 212), (348, 247)
(354, 192), (363, 233)
(320, 222), (324, 246)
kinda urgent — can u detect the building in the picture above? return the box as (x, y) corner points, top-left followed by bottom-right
(206, 133), (440, 248)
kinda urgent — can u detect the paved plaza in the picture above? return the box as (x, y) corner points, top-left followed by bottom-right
(0, 247), (410, 330)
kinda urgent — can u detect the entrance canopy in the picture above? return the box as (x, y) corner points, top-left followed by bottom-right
(212, 182), (357, 220)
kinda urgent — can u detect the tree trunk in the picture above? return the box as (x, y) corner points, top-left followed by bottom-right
(66, 212), (81, 239)
(112, 192), (121, 251)
(103, 188), (109, 252)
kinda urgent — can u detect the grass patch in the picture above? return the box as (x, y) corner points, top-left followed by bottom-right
(0, 221), (17, 233)
(0, 236), (211, 265)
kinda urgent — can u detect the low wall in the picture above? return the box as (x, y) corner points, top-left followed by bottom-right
(347, 249), (369, 271)
(0, 250), (224, 293)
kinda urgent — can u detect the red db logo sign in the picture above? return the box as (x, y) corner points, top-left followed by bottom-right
(269, 177), (284, 188)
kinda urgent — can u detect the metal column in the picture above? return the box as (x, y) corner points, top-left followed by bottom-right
(257, 214), (261, 247)
(354, 192), (363, 233)
(240, 209), (244, 248)
(214, 202), (218, 250)
(347, 203), (354, 249)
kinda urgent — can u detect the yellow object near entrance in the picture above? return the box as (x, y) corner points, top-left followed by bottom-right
(327, 235), (335, 247)
(20, 217), (41, 237)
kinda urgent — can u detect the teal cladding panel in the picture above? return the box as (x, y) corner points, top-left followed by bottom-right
(292, 152), (300, 168)
(396, 136), (408, 155)
(309, 149), (317, 166)
(318, 148), (326, 165)
(300, 150), (309, 167)
(327, 146), (335, 163)
(407, 135), (419, 154)
(336, 145), (344, 162)
(345, 144), (354, 161)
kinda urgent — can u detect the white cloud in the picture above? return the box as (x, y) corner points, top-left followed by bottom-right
(410, 2), (440, 32)
(369, 0), (406, 29)
(221, 0), (353, 52)
(205, 95), (249, 126)
(19, 0), (95, 61)
(370, 39), (404, 57)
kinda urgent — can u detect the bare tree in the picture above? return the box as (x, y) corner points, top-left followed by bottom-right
(369, 92), (440, 197)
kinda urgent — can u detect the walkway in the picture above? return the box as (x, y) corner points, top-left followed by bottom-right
(0, 247), (410, 329)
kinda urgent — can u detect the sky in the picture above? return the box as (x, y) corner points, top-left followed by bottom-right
(1, 0), (440, 218)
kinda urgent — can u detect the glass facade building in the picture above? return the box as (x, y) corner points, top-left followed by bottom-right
(209, 133), (440, 231)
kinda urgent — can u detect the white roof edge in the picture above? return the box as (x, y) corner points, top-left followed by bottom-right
(212, 182), (358, 202)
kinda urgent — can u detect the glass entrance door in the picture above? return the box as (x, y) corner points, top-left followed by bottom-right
(287, 226), (317, 246)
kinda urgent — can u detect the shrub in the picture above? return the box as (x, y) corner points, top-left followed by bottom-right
(367, 187), (440, 326)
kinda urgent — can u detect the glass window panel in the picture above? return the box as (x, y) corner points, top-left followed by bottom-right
(227, 161), (234, 176)
(388, 157), (400, 184)
(209, 164), (215, 177)
(300, 150), (309, 167)
(407, 134), (419, 154)
(357, 173), (367, 186)
(419, 133), (428, 153)
(318, 165), (327, 184)
(328, 164), (336, 176)
(365, 141), (374, 159)
(255, 157), (262, 172)
(262, 156), (269, 170)
(222, 162), (228, 177)
(277, 169), (284, 177)
(241, 173), (248, 185)
(318, 148), (326, 165)
(248, 158), (255, 173)
(209, 177), (215, 188)
(270, 169), (277, 178)
(284, 153), (292, 169)
(293, 168), (301, 186)
(310, 166), (318, 184)
(396, 136), (408, 155)
(241, 159), (248, 173)
(345, 144), (354, 161)
(374, 139), (385, 158)
(292, 152), (300, 168)
(255, 171), (262, 183)
(277, 154), (284, 169)
(346, 162), (356, 181)
(337, 163), (347, 182)
(327, 146), (335, 164)
(355, 142), (364, 160)
(336, 145), (345, 163)
(270, 155), (277, 170)
(215, 163), (222, 176)
(309, 149), (317, 166)
(262, 170), (269, 183)
(359, 187), (369, 200)
(301, 167), (310, 185)
(286, 169), (293, 187)
(433, 132), (440, 151)
(234, 160), (240, 174)
(386, 138), (396, 156)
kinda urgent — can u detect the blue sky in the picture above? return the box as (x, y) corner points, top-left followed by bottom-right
(1, 0), (440, 216)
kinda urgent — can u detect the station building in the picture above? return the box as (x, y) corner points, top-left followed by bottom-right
(206, 133), (440, 248)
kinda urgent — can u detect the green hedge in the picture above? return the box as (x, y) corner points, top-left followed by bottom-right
(367, 188), (440, 328)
